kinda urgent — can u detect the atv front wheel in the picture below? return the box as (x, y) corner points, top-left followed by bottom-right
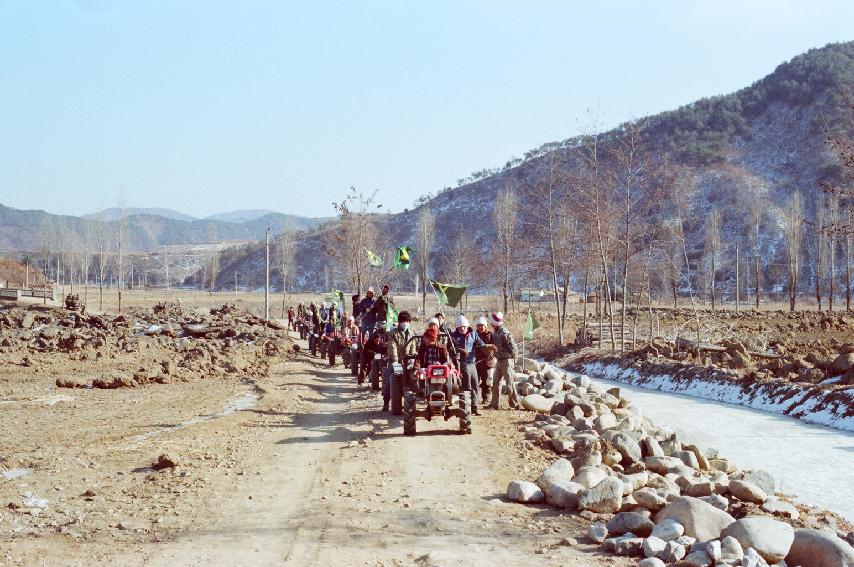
(403, 392), (417, 436)
(459, 391), (472, 434)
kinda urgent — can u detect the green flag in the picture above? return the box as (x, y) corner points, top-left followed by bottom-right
(393, 246), (413, 271)
(524, 310), (539, 340)
(385, 303), (398, 332)
(331, 289), (345, 304)
(366, 249), (383, 267)
(430, 280), (467, 308)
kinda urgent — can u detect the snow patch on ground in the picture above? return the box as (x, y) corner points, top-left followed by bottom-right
(581, 361), (854, 432)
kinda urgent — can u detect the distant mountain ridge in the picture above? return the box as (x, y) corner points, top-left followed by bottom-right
(0, 204), (324, 252)
(83, 207), (288, 224)
(205, 209), (279, 223)
(83, 207), (197, 222)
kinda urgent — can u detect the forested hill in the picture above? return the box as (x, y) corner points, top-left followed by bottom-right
(0, 204), (322, 253)
(208, 41), (854, 295)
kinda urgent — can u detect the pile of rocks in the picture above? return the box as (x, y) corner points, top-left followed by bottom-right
(0, 302), (290, 386)
(507, 360), (854, 566)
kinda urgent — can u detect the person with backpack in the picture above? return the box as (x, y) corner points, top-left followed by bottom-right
(485, 312), (520, 410)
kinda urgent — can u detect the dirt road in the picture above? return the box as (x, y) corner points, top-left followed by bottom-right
(5, 333), (625, 566)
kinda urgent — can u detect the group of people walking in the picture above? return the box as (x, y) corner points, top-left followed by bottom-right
(287, 284), (522, 414)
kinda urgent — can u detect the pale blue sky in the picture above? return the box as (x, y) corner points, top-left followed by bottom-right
(1, 1), (852, 219)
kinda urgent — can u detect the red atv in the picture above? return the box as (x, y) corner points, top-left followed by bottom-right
(393, 332), (472, 436)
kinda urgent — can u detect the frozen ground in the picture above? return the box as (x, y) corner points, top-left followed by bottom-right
(589, 374), (854, 522)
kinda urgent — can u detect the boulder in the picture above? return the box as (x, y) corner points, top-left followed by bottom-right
(654, 496), (735, 541)
(520, 357), (542, 372)
(587, 522), (608, 543)
(568, 373), (591, 388)
(612, 432), (643, 464)
(650, 517), (684, 541)
(728, 479), (768, 504)
(521, 394), (555, 413)
(744, 469), (776, 496)
(644, 456), (685, 474)
(643, 535), (667, 558)
(700, 493), (729, 511)
(761, 497), (800, 519)
(682, 549), (713, 566)
(543, 367), (563, 382)
(606, 511), (654, 537)
(638, 558), (665, 567)
(720, 535), (745, 565)
(658, 541), (687, 563)
(786, 528), (854, 567)
(578, 476), (624, 514)
(721, 517), (794, 564)
(593, 413), (617, 432)
(633, 489), (667, 513)
(640, 436), (664, 458)
(506, 480), (544, 503)
(537, 458), (575, 487)
(572, 466), (607, 489)
(543, 480), (583, 508)
(743, 547), (770, 567)
(613, 536), (644, 557)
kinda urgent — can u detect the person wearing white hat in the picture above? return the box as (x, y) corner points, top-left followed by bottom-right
(474, 316), (496, 404)
(450, 315), (486, 415)
(486, 311), (520, 410)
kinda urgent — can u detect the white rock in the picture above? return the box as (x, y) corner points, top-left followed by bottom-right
(743, 547), (770, 567)
(682, 549), (713, 566)
(572, 466), (607, 489)
(638, 559), (665, 567)
(721, 517), (794, 564)
(587, 522), (608, 543)
(761, 497), (800, 520)
(578, 476), (623, 514)
(728, 479), (768, 504)
(720, 535), (744, 564)
(643, 535), (667, 558)
(520, 394), (555, 413)
(654, 496), (735, 541)
(705, 539), (722, 561)
(785, 528), (854, 567)
(506, 480), (544, 503)
(651, 517), (685, 541)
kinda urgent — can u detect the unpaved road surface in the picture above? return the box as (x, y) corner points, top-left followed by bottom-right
(4, 332), (627, 566)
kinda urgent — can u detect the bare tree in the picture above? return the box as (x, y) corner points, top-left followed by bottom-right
(324, 187), (381, 294)
(746, 183), (764, 309)
(415, 205), (436, 315)
(528, 152), (569, 344)
(705, 208), (722, 313)
(115, 195), (128, 313)
(813, 199), (826, 311)
(493, 185), (519, 313)
(784, 191), (804, 312)
(95, 212), (110, 311)
(828, 193), (839, 311)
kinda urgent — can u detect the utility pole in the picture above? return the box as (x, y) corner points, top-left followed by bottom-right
(264, 227), (270, 320)
(25, 260), (29, 288)
(234, 272), (238, 293)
